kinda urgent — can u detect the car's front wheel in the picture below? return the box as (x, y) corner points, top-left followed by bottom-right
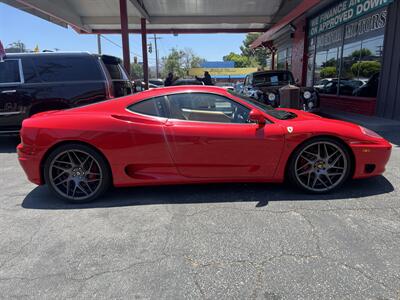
(44, 144), (111, 202)
(288, 138), (352, 193)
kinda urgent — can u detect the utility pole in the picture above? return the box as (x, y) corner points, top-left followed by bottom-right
(97, 34), (102, 55)
(148, 34), (162, 78)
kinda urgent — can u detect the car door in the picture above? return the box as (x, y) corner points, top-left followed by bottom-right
(164, 92), (285, 179)
(0, 58), (28, 132)
(122, 96), (179, 180)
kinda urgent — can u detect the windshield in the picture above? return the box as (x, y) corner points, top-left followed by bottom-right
(253, 72), (294, 86)
(228, 90), (296, 120)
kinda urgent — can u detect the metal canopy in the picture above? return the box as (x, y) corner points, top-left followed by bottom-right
(4, 0), (303, 34)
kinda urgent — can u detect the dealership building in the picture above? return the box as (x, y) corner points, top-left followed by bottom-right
(251, 0), (400, 120)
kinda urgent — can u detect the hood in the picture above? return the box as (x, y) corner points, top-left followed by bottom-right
(30, 110), (62, 118)
(275, 108), (362, 135)
(255, 86), (281, 94)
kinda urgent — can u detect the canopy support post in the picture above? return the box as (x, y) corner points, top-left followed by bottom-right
(141, 18), (149, 90)
(119, 0), (130, 75)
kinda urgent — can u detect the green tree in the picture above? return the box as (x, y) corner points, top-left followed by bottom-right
(223, 52), (256, 68)
(5, 41), (28, 53)
(322, 58), (337, 68)
(351, 48), (372, 59)
(161, 48), (204, 78)
(130, 63), (143, 79)
(351, 61), (381, 78)
(240, 33), (268, 67)
(320, 66), (337, 78)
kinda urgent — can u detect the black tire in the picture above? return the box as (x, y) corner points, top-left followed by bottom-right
(44, 143), (111, 203)
(288, 137), (352, 193)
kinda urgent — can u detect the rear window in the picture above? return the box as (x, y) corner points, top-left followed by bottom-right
(253, 72), (294, 86)
(173, 80), (203, 86)
(33, 56), (103, 82)
(127, 96), (167, 117)
(0, 60), (21, 84)
(104, 62), (128, 80)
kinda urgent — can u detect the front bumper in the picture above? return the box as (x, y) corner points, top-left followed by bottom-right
(351, 140), (392, 179)
(17, 143), (43, 185)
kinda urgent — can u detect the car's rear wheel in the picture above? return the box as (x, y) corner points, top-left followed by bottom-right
(44, 144), (110, 202)
(288, 138), (351, 193)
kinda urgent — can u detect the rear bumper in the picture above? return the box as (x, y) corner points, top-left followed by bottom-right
(17, 143), (43, 185)
(351, 140), (392, 179)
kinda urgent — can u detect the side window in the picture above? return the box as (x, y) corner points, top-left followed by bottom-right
(34, 56), (103, 82)
(127, 96), (167, 117)
(104, 63), (128, 80)
(22, 58), (40, 83)
(248, 75), (253, 85)
(0, 59), (21, 84)
(167, 93), (250, 124)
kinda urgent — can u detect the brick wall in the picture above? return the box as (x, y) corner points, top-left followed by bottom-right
(320, 94), (377, 116)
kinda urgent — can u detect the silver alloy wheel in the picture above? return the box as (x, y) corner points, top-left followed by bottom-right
(49, 150), (103, 201)
(294, 141), (348, 192)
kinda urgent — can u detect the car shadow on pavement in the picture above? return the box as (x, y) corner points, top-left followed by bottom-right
(0, 136), (20, 153)
(21, 175), (394, 210)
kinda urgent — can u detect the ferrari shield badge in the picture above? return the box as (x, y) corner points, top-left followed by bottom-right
(287, 126), (293, 133)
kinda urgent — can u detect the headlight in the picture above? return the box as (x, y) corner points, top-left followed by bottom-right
(303, 91), (312, 99)
(360, 126), (382, 138)
(268, 93), (276, 101)
(308, 101), (314, 109)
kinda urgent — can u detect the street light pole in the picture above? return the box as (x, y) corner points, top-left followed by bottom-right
(154, 34), (159, 78)
(148, 34), (162, 78)
(97, 34), (102, 55)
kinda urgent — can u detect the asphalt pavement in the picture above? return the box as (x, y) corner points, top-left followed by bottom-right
(0, 134), (399, 299)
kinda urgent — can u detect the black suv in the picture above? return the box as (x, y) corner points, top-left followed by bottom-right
(242, 70), (319, 112)
(0, 52), (133, 133)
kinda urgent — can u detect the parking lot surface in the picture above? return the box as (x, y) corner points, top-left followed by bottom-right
(0, 135), (399, 299)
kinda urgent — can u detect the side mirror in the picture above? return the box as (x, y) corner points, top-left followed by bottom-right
(248, 109), (266, 127)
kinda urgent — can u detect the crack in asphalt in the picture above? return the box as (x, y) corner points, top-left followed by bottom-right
(262, 253), (397, 294)
(0, 225), (42, 271)
(0, 256), (169, 283)
(168, 205), (400, 219)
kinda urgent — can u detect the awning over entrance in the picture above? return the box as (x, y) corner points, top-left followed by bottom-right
(250, 0), (321, 48)
(3, 0), (305, 89)
(3, 0), (303, 34)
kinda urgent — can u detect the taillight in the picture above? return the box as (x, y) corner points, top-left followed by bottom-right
(359, 126), (383, 139)
(105, 81), (114, 99)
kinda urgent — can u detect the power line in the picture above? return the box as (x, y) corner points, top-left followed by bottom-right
(148, 34), (162, 77)
(99, 34), (156, 61)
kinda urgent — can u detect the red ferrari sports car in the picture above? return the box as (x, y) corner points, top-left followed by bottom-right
(18, 86), (392, 202)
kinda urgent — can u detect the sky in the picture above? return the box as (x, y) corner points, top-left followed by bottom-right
(0, 3), (246, 66)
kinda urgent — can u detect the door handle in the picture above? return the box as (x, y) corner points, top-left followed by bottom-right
(1, 90), (17, 94)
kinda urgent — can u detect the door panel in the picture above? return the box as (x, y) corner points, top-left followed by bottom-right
(122, 98), (179, 180)
(165, 120), (285, 179)
(0, 85), (30, 131)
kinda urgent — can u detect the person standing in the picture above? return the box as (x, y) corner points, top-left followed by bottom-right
(164, 72), (175, 86)
(196, 71), (213, 85)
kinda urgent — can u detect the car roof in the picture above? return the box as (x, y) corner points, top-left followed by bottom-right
(175, 78), (199, 82)
(250, 70), (292, 76)
(4, 52), (117, 60)
(137, 85), (225, 96)
(68, 85), (231, 113)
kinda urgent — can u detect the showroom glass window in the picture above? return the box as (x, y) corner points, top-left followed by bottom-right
(307, 7), (387, 98)
(313, 27), (343, 95)
(277, 47), (292, 71)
